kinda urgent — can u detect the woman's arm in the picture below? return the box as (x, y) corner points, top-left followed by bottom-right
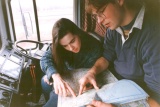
(40, 47), (57, 80)
(40, 47), (76, 97)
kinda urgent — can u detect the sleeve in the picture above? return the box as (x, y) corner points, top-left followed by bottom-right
(40, 47), (57, 80)
(87, 38), (103, 66)
(142, 27), (160, 103)
(103, 29), (116, 62)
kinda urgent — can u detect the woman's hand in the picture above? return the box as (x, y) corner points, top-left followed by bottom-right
(78, 71), (99, 95)
(87, 100), (114, 107)
(52, 73), (76, 97)
(43, 75), (53, 85)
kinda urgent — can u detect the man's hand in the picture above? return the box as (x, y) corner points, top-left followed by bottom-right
(52, 73), (76, 97)
(79, 57), (109, 95)
(78, 71), (99, 95)
(148, 97), (160, 107)
(87, 100), (114, 107)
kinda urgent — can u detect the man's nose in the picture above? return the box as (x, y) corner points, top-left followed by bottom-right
(97, 17), (104, 24)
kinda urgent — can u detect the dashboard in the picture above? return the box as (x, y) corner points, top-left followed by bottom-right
(0, 48), (25, 107)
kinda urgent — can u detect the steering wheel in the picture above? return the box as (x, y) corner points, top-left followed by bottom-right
(13, 40), (50, 60)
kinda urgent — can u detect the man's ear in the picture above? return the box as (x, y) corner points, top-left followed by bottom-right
(117, 0), (124, 6)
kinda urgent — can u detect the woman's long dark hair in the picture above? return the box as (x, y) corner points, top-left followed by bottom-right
(51, 18), (87, 74)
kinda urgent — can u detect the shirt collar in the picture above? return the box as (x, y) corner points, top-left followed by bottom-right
(116, 5), (145, 34)
(132, 5), (145, 30)
(116, 6), (145, 44)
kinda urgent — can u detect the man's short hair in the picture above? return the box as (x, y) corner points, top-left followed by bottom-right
(85, 0), (144, 14)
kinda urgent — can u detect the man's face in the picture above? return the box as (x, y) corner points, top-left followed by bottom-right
(92, 2), (125, 30)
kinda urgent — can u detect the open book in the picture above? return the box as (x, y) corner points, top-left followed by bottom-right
(94, 79), (149, 106)
(58, 69), (149, 107)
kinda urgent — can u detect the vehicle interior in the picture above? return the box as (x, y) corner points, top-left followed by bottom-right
(0, 0), (106, 106)
(0, 0), (159, 107)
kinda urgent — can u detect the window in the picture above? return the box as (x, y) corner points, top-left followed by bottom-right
(11, 0), (74, 43)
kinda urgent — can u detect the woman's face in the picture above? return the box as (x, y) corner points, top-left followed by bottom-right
(59, 32), (81, 53)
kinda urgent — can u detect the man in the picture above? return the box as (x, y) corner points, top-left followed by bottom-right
(78, 0), (160, 106)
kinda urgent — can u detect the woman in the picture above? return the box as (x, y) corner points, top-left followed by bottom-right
(40, 18), (103, 107)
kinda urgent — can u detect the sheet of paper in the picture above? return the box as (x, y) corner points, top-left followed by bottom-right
(58, 69), (118, 107)
(58, 89), (96, 107)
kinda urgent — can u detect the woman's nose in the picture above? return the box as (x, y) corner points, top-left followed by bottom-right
(68, 45), (74, 51)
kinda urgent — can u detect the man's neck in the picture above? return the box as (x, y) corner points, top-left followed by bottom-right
(121, 6), (140, 27)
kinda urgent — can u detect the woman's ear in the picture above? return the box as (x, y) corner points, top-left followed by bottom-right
(117, 0), (124, 6)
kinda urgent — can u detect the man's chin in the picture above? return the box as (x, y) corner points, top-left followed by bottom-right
(110, 27), (118, 30)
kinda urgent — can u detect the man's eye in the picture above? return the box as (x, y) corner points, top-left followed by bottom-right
(98, 10), (103, 14)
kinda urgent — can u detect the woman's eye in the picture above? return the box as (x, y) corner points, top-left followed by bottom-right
(63, 45), (67, 48)
(70, 38), (75, 43)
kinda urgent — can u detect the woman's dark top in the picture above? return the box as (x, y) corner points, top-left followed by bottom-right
(40, 34), (103, 80)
